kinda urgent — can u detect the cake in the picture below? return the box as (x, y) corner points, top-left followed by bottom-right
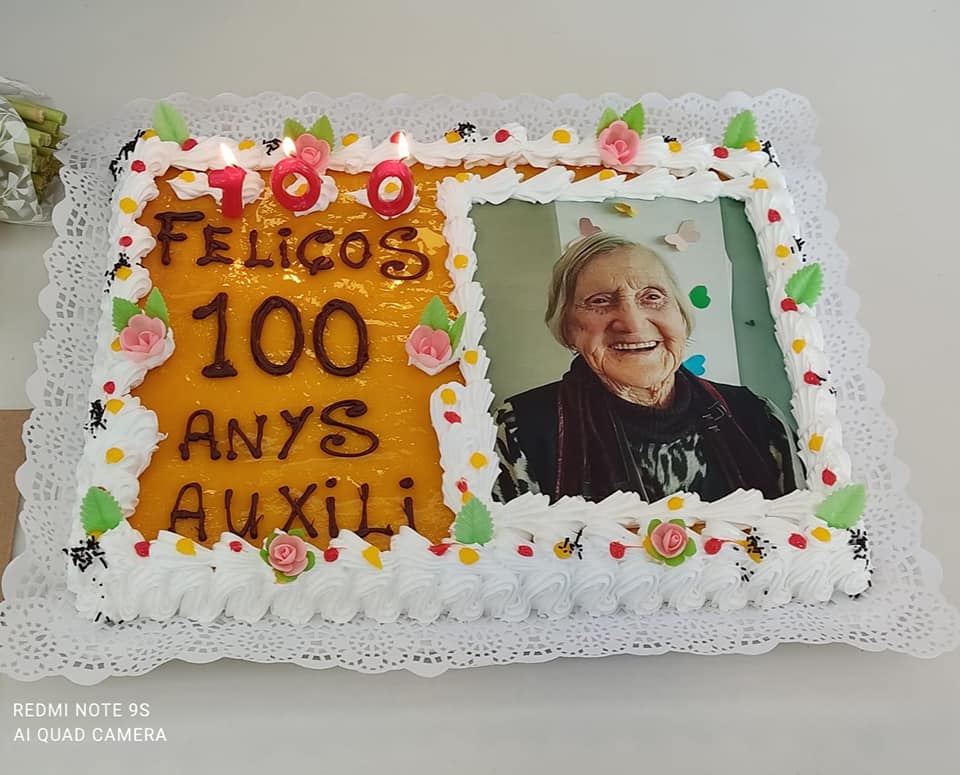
(64, 100), (871, 624)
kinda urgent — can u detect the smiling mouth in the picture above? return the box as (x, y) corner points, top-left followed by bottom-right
(611, 341), (660, 353)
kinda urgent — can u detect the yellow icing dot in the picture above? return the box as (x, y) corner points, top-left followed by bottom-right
(461, 491), (473, 504)
(440, 388), (457, 405)
(551, 128), (572, 143)
(105, 399), (124, 414)
(119, 197), (138, 214)
(453, 254), (469, 270)
(463, 350), (479, 365)
(808, 434), (824, 452)
(553, 541), (573, 560)
(792, 339), (806, 353)
(613, 202), (636, 217)
(175, 538), (196, 556)
(237, 139), (255, 150)
(141, 129), (157, 140)
(598, 169), (616, 180)
(811, 526), (831, 543)
(362, 545), (383, 569)
(384, 181), (400, 194)
(445, 130), (461, 143)
(750, 177), (769, 190)
(116, 266), (132, 281)
(459, 547), (480, 565)
(110, 338), (121, 352)
(667, 496), (684, 511)
(105, 447), (124, 464)
(775, 244), (791, 259)
(178, 171), (196, 183)
(744, 139), (761, 152)
(342, 133), (359, 146)
(469, 452), (488, 469)
(667, 140), (683, 153)
(455, 172), (472, 183)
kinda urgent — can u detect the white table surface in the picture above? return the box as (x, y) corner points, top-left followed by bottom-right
(1, 1), (958, 772)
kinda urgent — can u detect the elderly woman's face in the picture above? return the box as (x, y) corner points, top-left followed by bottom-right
(566, 248), (687, 394)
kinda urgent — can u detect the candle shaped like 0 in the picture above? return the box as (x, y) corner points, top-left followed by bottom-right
(270, 137), (323, 213)
(207, 144), (246, 218)
(366, 132), (415, 218)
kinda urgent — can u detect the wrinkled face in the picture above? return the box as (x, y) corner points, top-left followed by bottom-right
(565, 248), (688, 394)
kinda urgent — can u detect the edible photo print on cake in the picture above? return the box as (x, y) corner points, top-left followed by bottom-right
(473, 198), (802, 505)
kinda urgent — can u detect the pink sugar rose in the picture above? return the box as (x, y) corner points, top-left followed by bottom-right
(649, 521), (689, 559)
(597, 120), (640, 167)
(119, 313), (167, 362)
(294, 135), (330, 175)
(405, 325), (453, 370)
(267, 533), (310, 577)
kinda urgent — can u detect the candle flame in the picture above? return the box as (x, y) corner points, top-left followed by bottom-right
(282, 137), (297, 157)
(396, 132), (409, 160)
(220, 143), (238, 166)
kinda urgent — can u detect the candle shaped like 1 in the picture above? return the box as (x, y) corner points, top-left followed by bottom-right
(207, 144), (246, 218)
(270, 137), (323, 213)
(367, 132), (415, 218)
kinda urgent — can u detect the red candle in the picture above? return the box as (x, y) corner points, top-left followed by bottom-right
(366, 132), (415, 218)
(208, 144), (246, 219)
(270, 137), (323, 213)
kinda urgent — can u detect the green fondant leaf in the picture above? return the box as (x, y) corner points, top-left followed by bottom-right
(309, 115), (335, 149)
(669, 518), (686, 527)
(453, 498), (494, 545)
(275, 569), (297, 584)
(143, 287), (169, 326)
(664, 554), (685, 567)
(646, 518), (662, 536)
(784, 264), (824, 307)
(304, 551), (316, 572)
(447, 313), (467, 351)
(80, 487), (123, 535)
(288, 528), (306, 539)
(260, 548), (269, 563)
(621, 102), (645, 136)
(152, 101), (189, 145)
(596, 107), (619, 137)
(683, 540), (697, 557)
(283, 118), (307, 141)
(112, 297), (140, 333)
(420, 295), (450, 331)
(815, 484), (867, 529)
(722, 110), (757, 148)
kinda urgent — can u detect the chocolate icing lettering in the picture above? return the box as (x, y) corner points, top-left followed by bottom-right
(198, 224), (234, 265)
(278, 227), (292, 268)
(154, 210), (204, 266)
(278, 405), (314, 460)
(296, 229), (335, 275)
(379, 226), (429, 281)
(340, 231), (372, 269)
(178, 409), (221, 460)
(319, 400), (379, 458)
(250, 296), (304, 376)
(224, 489), (263, 539)
(353, 482), (394, 539)
(169, 482), (207, 541)
(192, 292), (238, 378)
(313, 299), (369, 377)
(279, 484), (319, 537)
(226, 414), (267, 460)
(244, 229), (274, 268)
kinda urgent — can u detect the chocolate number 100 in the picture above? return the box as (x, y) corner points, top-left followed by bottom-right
(192, 293), (369, 379)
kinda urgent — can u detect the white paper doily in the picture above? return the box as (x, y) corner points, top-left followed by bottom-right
(2, 91), (957, 684)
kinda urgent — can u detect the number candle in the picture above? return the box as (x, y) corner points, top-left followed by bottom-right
(207, 144), (246, 219)
(270, 137), (323, 213)
(366, 132), (415, 218)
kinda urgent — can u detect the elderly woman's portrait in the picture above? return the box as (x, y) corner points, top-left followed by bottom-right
(472, 196), (804, 505)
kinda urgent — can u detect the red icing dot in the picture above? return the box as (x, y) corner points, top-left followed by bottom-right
(780, 298), (798, 312)
(768, 209), (782, 223)
(103, 381), (115, 394)
(134, 541), (150, 557)
(229, 540), (243, 553)
(130, 160), (146, 173)
(323, 547), (339, 563)
(494, 129), (511, 143)
(704, 537), (723, 555)
(804, 371), (824, 386)
(443, 411), (462, 424)
(517, 545), (534, 557)
(455, 478), (469, 493)
(118, 235), (133, 248)
(389, 131), (403, 143)
(428, 543), (453, 556)
(713, 146), (729, 159)
(181, 138), (198, 151)
(788, 533), (807, 549)
(609, 541), (626, 560)
(822, 468), (837, 486)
